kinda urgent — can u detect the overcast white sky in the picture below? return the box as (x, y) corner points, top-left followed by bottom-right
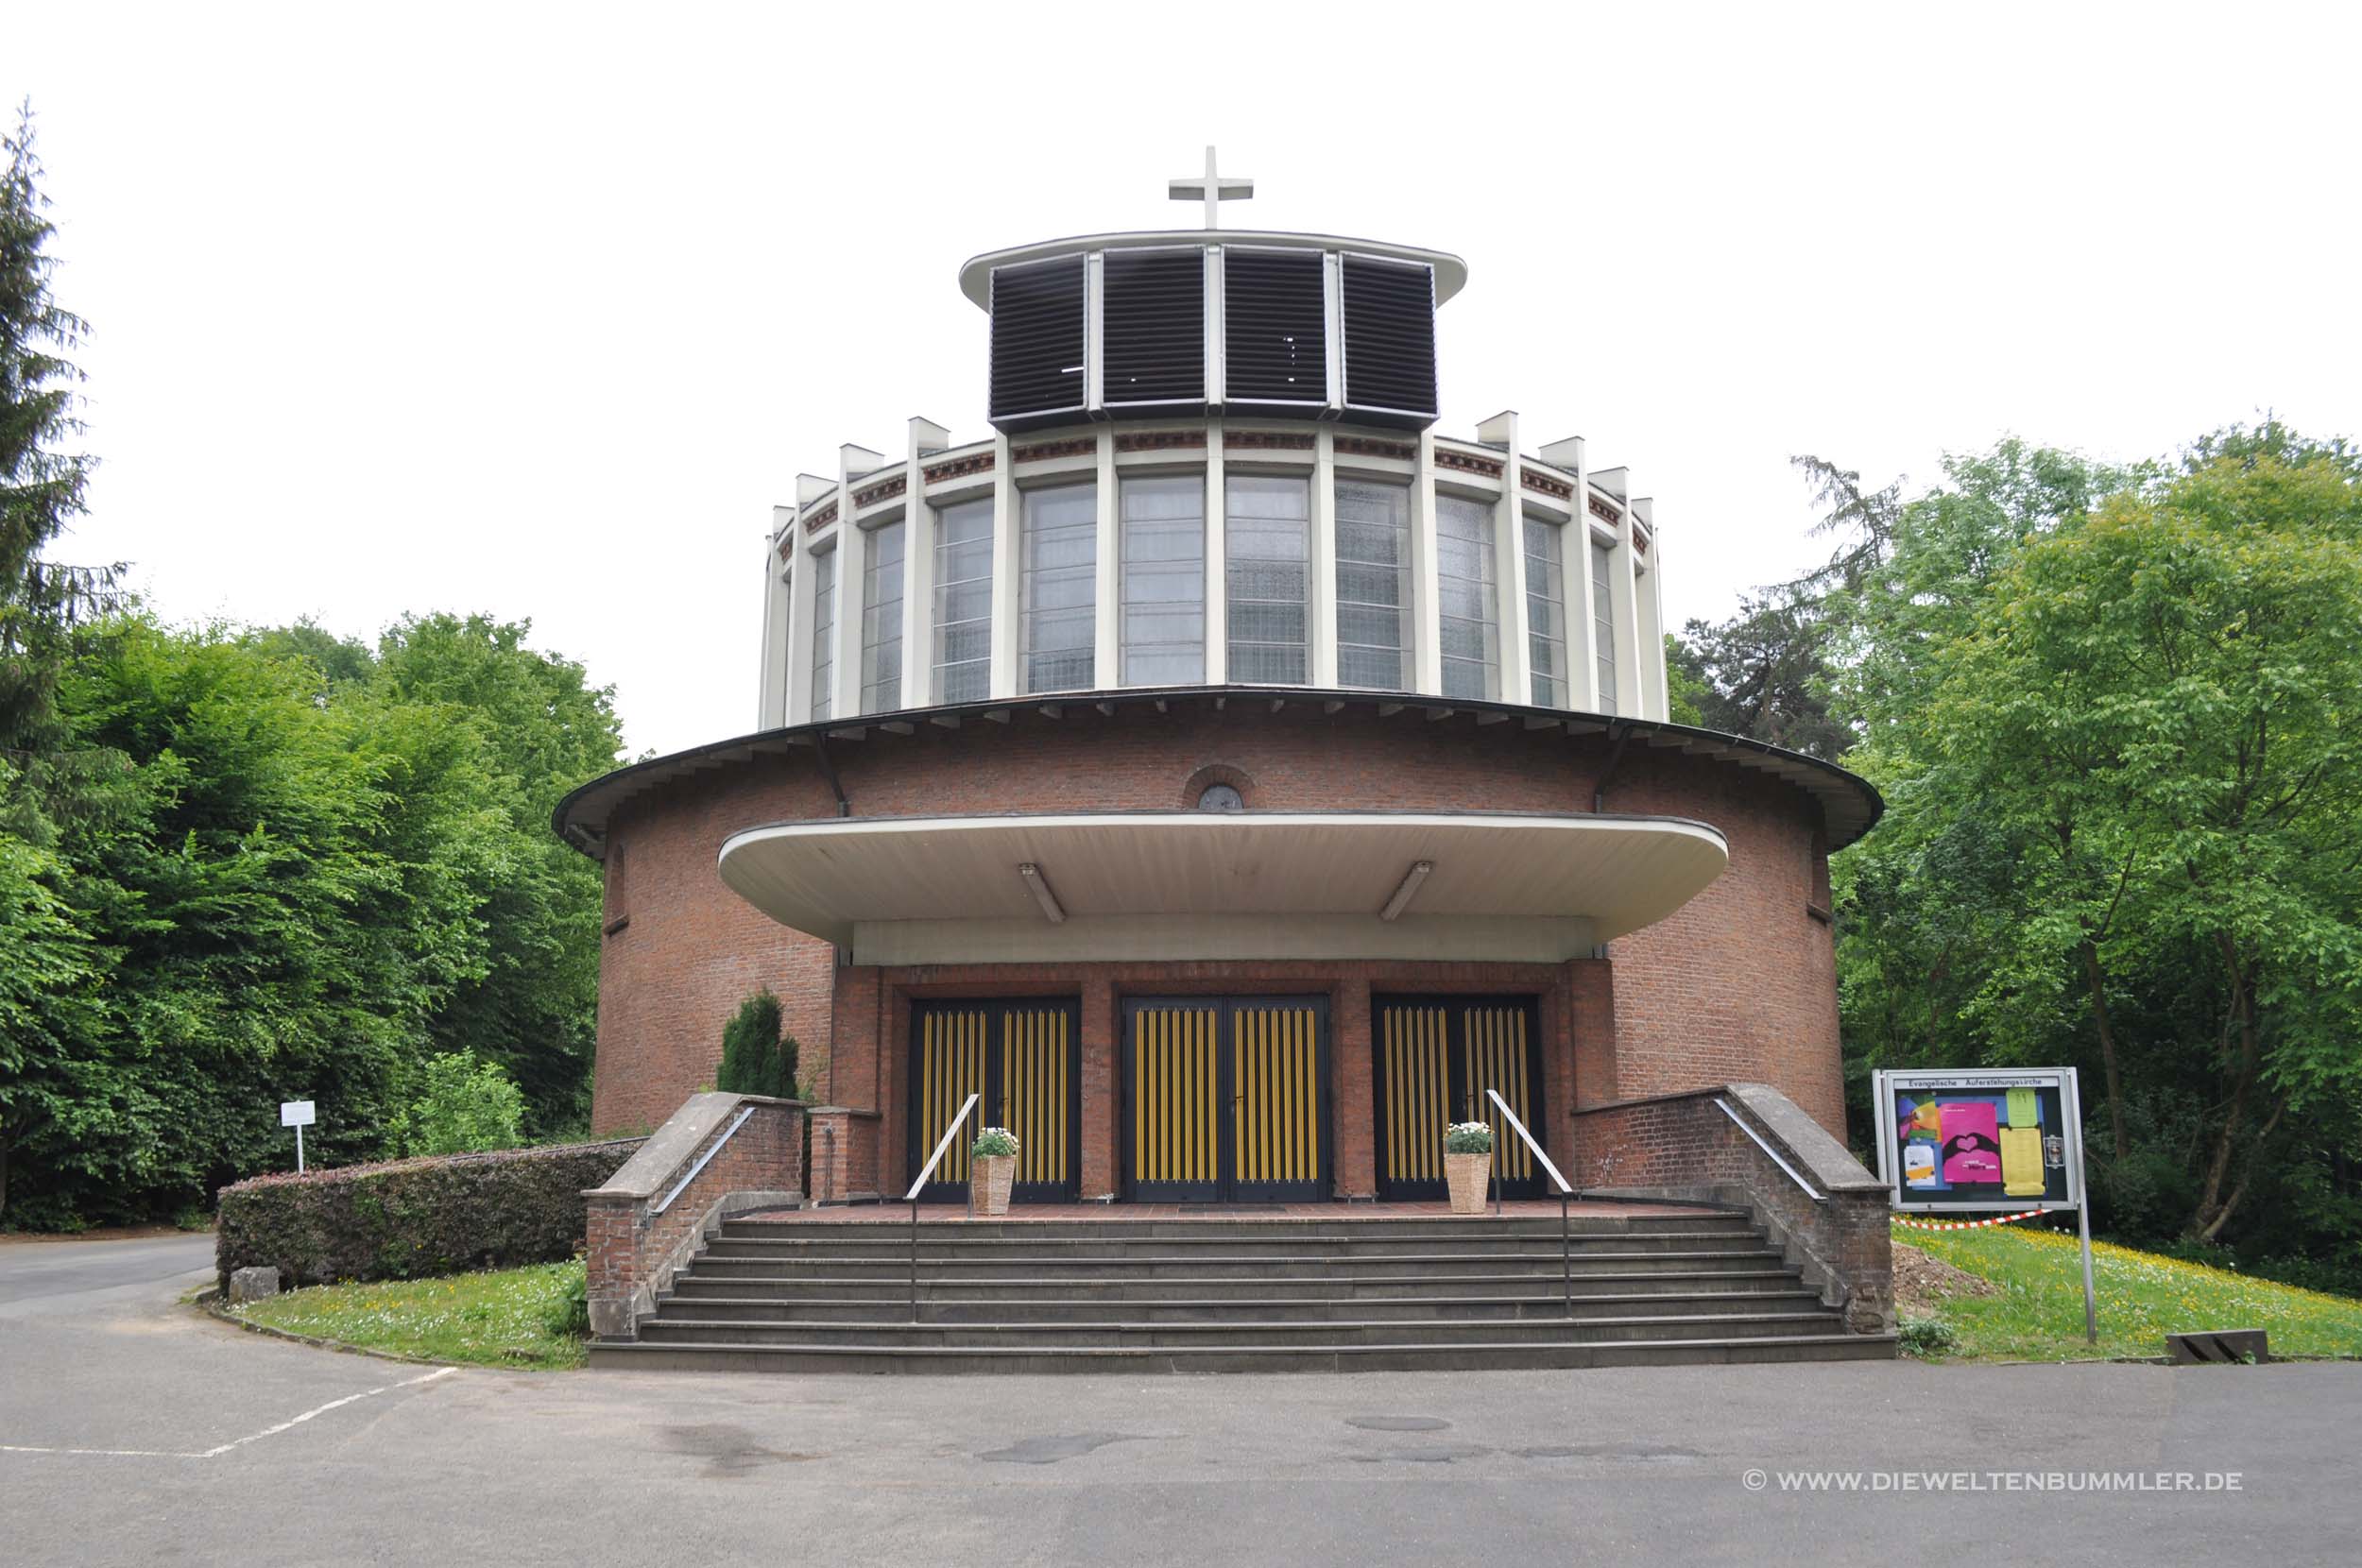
(9, 2), (2357, 758)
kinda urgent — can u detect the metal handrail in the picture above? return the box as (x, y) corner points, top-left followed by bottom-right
(653, 1105), (755, 1216)
(905, 1092), (980, 1322)
(904, 1093), (981, 1203)
(1484, 1088), (1579, 1320)
(1713, 1097), (1824, 1202)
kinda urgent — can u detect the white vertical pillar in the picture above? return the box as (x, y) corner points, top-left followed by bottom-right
(784, 517), (818, 725)
(1204, 421), (1227, 684)
(989, 434), (1019, 699)
(758, 505), (794, 729)
(1560, 446), (1591, 715)
(1480, 412), (1529, 706)
(1412, 429), (1444, 695)
(1093, 428), (1119, 689)
(1634, 497), (1669, 722)
(1609, 515), (1642, 718)
(831, 512), (864, 721)
(1547, 436), (1601, 714)
(1204, 247), (1225, 409)
(832, 445), (882, 720)
(899, 420), (943, 709)
(1309, 428), (1338, 688)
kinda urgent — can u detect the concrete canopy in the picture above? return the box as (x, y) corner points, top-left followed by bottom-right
(716, 810), (1727, 967)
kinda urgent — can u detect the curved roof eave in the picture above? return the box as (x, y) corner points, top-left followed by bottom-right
(551, 688), (1883, 861)
(958, 230), (1470, 309)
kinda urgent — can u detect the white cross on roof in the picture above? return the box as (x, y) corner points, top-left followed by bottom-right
(1169, 145), (1254, 230)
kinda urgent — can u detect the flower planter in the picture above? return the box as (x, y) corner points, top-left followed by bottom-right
(973, 1153), (1016, 1217)
(1445, 1150), (1493, 1215)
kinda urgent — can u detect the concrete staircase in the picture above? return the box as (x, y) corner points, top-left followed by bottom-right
(589, 1209), (1896, 1373)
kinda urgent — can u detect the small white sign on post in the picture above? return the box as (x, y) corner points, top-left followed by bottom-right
(280, 1099), (316, 1172)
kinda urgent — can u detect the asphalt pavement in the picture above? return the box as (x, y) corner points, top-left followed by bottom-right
(2, 1231), (2355, 1566)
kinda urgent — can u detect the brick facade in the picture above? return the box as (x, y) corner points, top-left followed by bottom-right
(586, 706), (1850, 1198)
(806, 1106), (883, 1204)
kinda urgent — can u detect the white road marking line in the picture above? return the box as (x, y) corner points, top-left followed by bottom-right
(0, 1366), (457, 1459)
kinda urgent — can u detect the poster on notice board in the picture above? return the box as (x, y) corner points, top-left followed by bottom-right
(1871, 1067), (2086, 1214)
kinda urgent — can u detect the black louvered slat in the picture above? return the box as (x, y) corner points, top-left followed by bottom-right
(1342, 256), (1437, 424)
(990, 257), (1087, 428)
(1224, 249), (1326, 408)
(1103, 248), (1204, 407)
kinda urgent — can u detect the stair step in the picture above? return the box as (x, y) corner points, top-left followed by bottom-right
(652, 1290), (1832, 1324)
(603, 1208), (1889, 1374)
(671, 1266), (1805, 1294)
(662, 1269), (1807, 1303)
(590, 1333), (1898, 1374)
(698, 1231), (1762, 1260)
(684, 1249), (1780, 1278)
(632, 1311), (1843, 1349)
(718, 1216), (1747, 1243)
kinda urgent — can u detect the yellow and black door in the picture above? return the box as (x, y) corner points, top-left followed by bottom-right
(1124, 996), (1329, 1202)
(908, 998), (1081, 1202)
(1372, 996), (1547, 1201)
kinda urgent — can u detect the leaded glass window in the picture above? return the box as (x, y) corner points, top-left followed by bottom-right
(933, 498), (993, 704)
(1334, 479), (1412, 690)
(1436, 494), (1498, 700)
(1224, 473), (1310, 684)
(860, 520), (904, 714)
(1120, 475), (1205, 685)
(1524, 515), (1568, 707)
(1020, 482), (1097, 693)
(808, 546), (836, 721)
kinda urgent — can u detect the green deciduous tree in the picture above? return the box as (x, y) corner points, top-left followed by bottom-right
(1663, 633), (1709, 726)
(369, 612), (624, 1135)
(1848, 444), (2362, 1241)
(392, 1051), (526, 1157)
(0, 611), (624, 1226)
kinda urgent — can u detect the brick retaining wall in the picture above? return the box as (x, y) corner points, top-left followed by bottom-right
(583, 1093), (805, 1338)
(1571, 1082), (1893, 1335)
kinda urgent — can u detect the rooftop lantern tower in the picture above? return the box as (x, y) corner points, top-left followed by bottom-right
(976, 147), (1453, 432)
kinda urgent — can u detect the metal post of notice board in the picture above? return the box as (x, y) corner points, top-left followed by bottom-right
(2063, 1069), (2097, 1344)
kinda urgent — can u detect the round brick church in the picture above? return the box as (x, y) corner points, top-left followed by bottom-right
(556, 186), (1880, 1213)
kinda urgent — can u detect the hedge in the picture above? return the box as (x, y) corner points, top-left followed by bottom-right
(214, 1138), (644, 1289)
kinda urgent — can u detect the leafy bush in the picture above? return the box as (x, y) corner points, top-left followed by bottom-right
(972, 1126), (1019, 1158)
(214, 1138), (642, 1288)
(391, 1052), (525, 1156)
(2088, 1147), (2200, 1246)
(716, 988), (799, 1100)
(1897, 1315), (1959, 1357)
(543, 1257), (590, 1338)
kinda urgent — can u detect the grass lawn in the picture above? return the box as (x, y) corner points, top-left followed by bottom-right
(234, 1259), (587, 1370)
(1908, 1222), (2362, 1361)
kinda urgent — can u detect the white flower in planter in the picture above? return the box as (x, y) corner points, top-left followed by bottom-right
(1444, 1120), (1495, 1154)
(972, 1126), (1020, 1159)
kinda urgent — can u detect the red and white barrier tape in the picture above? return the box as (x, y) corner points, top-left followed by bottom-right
(1893, 1208), (2048, 1232)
